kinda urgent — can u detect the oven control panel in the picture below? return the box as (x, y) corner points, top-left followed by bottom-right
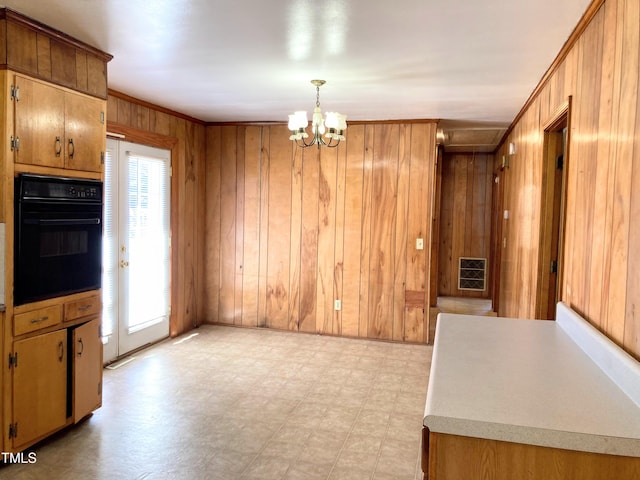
(67, 186), (100, 199)
(17, 174), (102, 203)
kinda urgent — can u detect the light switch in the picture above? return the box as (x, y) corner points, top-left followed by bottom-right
(416, 238), (424, 250)
(334, 300), (342, 311)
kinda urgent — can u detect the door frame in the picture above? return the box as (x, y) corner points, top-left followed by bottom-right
(106, 124), (179, 338)
(536, 97), (572, 319)
(490, 163), (505, 315)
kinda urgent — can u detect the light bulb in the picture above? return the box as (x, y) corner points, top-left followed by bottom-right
(295, 111), (308, 129)
(288, 114), (298, 131)
(337, 114), (347, 131)
(325, 112), (339, 129)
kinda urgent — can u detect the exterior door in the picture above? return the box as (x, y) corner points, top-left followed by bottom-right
(102, 138), (171, 362)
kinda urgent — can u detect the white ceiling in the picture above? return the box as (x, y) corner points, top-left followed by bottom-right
(2, 0), (591, 128)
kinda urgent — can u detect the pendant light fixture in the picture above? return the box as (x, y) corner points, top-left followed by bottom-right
(288, 80), (347, 148)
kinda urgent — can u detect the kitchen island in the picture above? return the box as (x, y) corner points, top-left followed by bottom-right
(422, 302), (640, 479)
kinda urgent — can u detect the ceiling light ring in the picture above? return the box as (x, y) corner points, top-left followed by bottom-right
(292, 130), (341, 149)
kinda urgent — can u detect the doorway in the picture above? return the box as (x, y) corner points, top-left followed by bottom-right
(536, 101), (570, 320)
(102, 138), (171, 362)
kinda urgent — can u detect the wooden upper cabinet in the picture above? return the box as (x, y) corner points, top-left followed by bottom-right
(64, 91), (105, 172)
(14, 75), (105, 172)
(1, 8), (112, 99)
(5, 17), (38, 73)
(13, 75), (65, 168)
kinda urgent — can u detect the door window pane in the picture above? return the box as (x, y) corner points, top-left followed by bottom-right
(126, 153), (170, 331)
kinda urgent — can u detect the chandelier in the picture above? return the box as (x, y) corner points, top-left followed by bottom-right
(288, 80), (347, 148)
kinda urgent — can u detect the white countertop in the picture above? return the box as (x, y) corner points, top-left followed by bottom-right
(423, 313), (640, 457)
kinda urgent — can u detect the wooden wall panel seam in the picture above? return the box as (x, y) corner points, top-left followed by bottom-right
(257, 128), (270, 328)
(394, 124), (410, 341)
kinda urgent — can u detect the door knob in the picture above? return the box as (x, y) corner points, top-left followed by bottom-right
(120, 260), (129, 267)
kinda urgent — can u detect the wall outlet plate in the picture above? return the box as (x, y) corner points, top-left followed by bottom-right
(416, 238), (424, 250)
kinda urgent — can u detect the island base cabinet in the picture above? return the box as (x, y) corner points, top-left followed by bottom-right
(425, 432), (640, 480)
(11, 330), (67, 450)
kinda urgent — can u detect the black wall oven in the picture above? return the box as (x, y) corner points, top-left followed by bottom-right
(14, 174), (103, 306)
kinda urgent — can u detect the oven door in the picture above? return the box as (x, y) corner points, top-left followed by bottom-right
(15, 202), (102, 305)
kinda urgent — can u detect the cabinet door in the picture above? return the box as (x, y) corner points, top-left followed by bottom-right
(73, 317), (103, 422)
(64, 92), (105, 172)
(14, 75), (65, 168)
(13, 330), (67, 449)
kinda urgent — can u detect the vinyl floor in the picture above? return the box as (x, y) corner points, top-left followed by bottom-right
(0, 325), (433, 480)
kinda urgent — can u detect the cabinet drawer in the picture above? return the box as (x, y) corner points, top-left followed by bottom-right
(64, 295), (101, 322)
(14, 305), (62, 336)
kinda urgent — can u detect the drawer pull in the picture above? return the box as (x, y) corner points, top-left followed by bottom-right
(30, 316), (49, 324)
(78, 304), (93, 312)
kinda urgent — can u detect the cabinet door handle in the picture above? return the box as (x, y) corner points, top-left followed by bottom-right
(30, 315), (49, 324)
(77, 338), (84, 357)
(58, 341), (64, 362)
(68, 138), (75, 158)
(55, 136), (62, 157)
(78, 304), (92, 312)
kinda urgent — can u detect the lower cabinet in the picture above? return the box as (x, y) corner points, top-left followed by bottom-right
(12, 329), (68, 450)
(424, 432), (640, 480)
(9, 311), (102, 451)
(72, 318), (103, 422)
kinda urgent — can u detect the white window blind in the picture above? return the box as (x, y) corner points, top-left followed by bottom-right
(102, 146), (117, 339)
(125, 151), (171, 331)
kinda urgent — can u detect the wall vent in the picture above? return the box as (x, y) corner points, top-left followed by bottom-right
(458, 257), (487, 291)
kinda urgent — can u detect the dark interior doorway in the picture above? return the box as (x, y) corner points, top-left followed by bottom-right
(537, 101), (570, 319)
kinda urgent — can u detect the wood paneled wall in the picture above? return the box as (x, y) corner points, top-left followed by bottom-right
(496, 0), (640, 360)
(438, 153), (493, 298)
(106, 91), (206, 337)
(204, 122), (438, 343)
